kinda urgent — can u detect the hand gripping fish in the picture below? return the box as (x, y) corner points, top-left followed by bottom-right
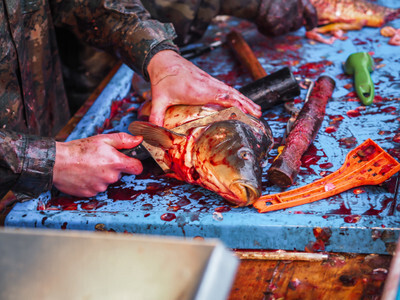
(307, 0), (400, 44)
(129, 105), (273, 207)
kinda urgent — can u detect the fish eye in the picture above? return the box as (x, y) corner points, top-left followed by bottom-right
(239, 149), (252, 160)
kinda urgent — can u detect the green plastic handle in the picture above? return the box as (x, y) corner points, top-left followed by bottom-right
(344, 52), (375, 106)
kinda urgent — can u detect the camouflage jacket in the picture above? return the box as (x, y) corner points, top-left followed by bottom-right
(1, 0), (300, 200)
(0, 0), (179, 200)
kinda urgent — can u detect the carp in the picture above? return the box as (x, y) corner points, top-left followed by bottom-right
(130, 104), (273, 207)
(307, 0), (400, 44)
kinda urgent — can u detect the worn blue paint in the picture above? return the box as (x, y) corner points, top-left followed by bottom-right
(6, 0), (400, 254)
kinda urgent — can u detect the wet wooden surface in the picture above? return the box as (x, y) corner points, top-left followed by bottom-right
(229, 253), (392, 300)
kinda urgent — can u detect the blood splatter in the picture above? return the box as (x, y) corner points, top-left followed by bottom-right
(161, 213), (176, 221)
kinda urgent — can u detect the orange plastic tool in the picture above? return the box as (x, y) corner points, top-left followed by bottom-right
(254, 139), (400, 213)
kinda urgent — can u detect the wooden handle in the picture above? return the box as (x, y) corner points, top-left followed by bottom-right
(226, 30), (267, 81)
(267, 76), (336, 187)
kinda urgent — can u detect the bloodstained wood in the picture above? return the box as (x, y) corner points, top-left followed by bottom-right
(229, 253), (392, 300)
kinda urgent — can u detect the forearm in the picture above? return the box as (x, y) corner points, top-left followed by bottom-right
(50, 0), (179, 79)
(0, 130), (55, 200)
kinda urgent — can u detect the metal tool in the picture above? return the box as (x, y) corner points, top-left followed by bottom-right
(344, 52), (375, 106)
(180, 40), (224, 60)
(180, 29), (252, 61)
(254, 139), (400, 213)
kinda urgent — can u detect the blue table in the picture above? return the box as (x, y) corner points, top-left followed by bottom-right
(6, 1), (400, 254)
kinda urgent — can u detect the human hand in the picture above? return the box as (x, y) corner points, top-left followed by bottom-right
(256, 0), (317, 36)
(53, 133), (143, 197)
(147, 50), (262, 126)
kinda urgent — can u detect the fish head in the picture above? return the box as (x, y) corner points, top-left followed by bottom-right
(192, 119), (273, 206)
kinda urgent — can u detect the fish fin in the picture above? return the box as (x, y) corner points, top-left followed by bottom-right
(128, 121), (186, 149)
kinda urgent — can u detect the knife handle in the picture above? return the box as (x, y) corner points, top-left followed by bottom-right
(119, 143), (151, 161)
(239, 67), (300, 112)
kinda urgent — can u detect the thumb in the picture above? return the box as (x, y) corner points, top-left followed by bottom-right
(105, 132), (143, 150)
(149, 100), (168, 126)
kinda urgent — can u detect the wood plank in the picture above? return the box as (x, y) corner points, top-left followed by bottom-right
(229, 253), (392, 299)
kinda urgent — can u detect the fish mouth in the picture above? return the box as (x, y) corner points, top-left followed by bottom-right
(228, 180), (260, 207)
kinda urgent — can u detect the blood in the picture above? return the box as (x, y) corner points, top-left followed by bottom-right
(320, 162), (333, 169)
(305, 239), (325, 252)
(388, 148), (400, 160)
(393, 133), (400, 143)
(177, 196), (191, 207)
(40, 197), (79, 211)
(339, 137), (357, 148)
(97, 97), (136, 134)
(345, 91), (357, 98)
(107, 187), (138, 201)
(161, 213), (176, 221)
(215, 206), (232, 213)
(313, 227), (332, 242)
(380, 164), (396, 175)
(107, 180), (182, 201)
(329, 115), (344, 127)
(215, 70), (240, 86)
(381, 106), (396, 113)
(353, 188), (365, 195)
(347, 110), (361, 118)
(344, 215), (361, 223)
(353, 38), (367, 45)
(167, 205), (181, 212)
(141, 203), (153, 211)
(320, 170), (333, 177)
(325, 126), (337, 133)
(328, 202), (352, 215)
(300, 145), (325, 175)
(363, 197), (394, 216)
(357, 144), (377, 161)
(294, 60), (334, 78)
(189, 191), (206, 200)
(343, 83), (352, 90)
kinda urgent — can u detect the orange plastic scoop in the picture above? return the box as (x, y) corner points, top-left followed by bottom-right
(254, 139), (400, 213)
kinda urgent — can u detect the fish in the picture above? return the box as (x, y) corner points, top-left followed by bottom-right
(130, 104), (273, 207)
(307, 0), (400, 44)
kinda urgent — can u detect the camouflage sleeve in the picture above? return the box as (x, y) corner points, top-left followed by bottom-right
(0, 130), (55, 201)
(50, 0), (179, 80)
(220, 0), (318, 36)
(219, 0), (260, 20)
